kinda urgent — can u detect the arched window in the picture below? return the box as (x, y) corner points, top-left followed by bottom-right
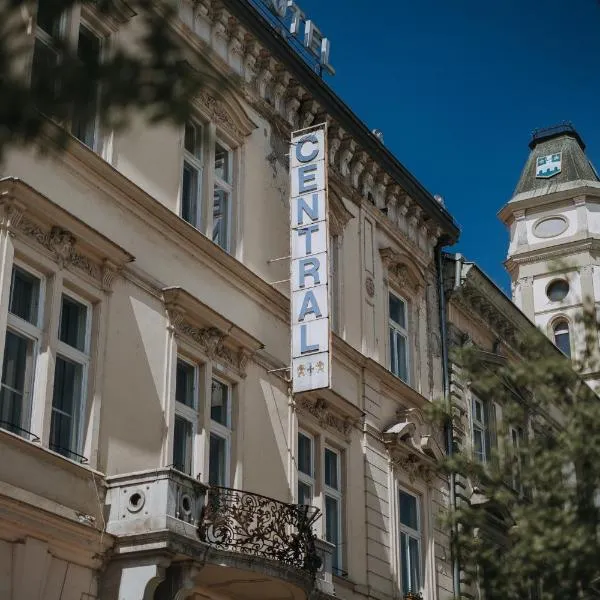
(553, 319), (571, 357)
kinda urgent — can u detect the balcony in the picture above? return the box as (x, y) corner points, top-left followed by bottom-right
(105, 469), (332, 598)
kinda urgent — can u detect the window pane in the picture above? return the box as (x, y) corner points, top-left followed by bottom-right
(212, 188), (229, 249)
(36, 0), (62, 37)
(399, 491), (419, 530)
(59, 296), (87, 351)
(401, 532), (422, 594)
(72, 27), (101, 149)
(298, 481), (312, 505)
(182, 162), (199, 227)
(50, 356), (83, 456)
(325, 495), (341, 569)
(9, 267), (40, 325)
(31, 39), (59, 108)
(173, 415), (192, 475)
(324, 448), (339, 489)
(554, 329), (571, 357)
(397, 334), (408, 382)
(0, 331), (32, 433)
(389, 328), (397, 374)
(185, 122), (201, 158)
(298, 433), (312, 476)
(214, 143), (230, 182)
(176, 360), (195, 408)
(473, 427), (485, 462)
(210, 379), (229, 425)
(209, 432), (227, 486)
(389, 294), (406, 328)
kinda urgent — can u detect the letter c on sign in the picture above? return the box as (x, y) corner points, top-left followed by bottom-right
(296, 134), (319, 163)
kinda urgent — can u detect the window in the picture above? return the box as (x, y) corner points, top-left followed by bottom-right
(297, 431), (345, 573)
(546, 279), (569, 302)
(213, 142), (232, 251)
(0, 267), (43, 437)
(180, 125), (235, 252)
(509, 426), (524, 493)
(389, 293), (409, 382)
(398, 490), (422, 595)
(297, 431), (314, 506)
(50, 294), (91, 460)
(324, 447), (343, 572)
(553, 319), (571, 357)
(182, 121), (203, 228)
(32, 1), (105, 151)
(330, 235), (341, 334)
(173, 358), (198, 475)
(209, 378), (231, 486)
(472, 395), (491, 463)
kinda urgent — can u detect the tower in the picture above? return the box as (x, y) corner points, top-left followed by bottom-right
(499, 123), (600, 384)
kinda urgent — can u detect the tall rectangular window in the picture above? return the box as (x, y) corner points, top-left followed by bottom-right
(324, 447), (343, 572)
(209, 378), (231, 486)
(213, 142), (232, 250)
(297, 431), (314, 506)
(173, 358), (198, 475)
(0, 267), (42, 438)
(472, 395), (491, 463)
(181, 121), (203, 228)
(50, 294), (90, 460)
(72, 25), (103, 150)
(399, 490), (422, 595)
(389, 293), (409, 382)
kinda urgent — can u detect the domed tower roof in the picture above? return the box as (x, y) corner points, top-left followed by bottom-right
(513, 123), (599, 196)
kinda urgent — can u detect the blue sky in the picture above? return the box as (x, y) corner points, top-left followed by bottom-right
(298, 0), (600, 291)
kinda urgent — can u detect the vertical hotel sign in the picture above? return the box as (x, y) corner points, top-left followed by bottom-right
(290, 124), (331, 393)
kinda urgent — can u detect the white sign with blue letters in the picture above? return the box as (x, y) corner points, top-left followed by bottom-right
(290, 124), (331, 393)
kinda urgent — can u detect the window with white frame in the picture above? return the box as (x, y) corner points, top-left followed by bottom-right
(50, 293), (91, 460)
(398, 489), (423, 595)
(209, 378), (231, 486)
(297, 430), (345, 573)
(180, 124), (235, 252)
(324, 446), (343, 572)
(182, 121), (204, 229)
(173, 357), (198, 475)
(213, 142), (232, 251)
(389, 292), (409, 382)
(0, 266), (43, 438)
(552, 318), (571, 358)
(32, 0), (105, 151)
(297, 431), (315, 506)
(472, 395), (491, 464)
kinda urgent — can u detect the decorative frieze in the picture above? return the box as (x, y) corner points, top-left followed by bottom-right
(0, 197), (26, 235)
(296, 396), (358, 440)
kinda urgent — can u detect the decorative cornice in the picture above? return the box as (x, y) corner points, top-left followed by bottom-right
(296, 396), (359, 441)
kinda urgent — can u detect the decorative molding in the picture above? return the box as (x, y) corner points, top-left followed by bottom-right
(195, 90), (253, 140)
(379, 247), (425, 293)
(0, 196), (26, 236)
(17, 219), (102, 281)
(329, 191), (353, 237)
(365, 276), (375, 298)
(296, 396), (357, 440)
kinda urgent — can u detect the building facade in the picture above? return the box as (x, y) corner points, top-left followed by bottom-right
(0, 1), (461, 599)
(500, 124), (600, 386)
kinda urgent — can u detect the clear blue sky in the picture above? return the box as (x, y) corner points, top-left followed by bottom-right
(299, 0), (600, 292)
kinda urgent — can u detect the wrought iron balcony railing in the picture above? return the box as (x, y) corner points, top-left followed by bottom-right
(198, 486), (322, 574)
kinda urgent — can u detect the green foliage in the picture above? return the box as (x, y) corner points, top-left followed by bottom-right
(434, 310), (600, 599)
(0, 0), (204, 160)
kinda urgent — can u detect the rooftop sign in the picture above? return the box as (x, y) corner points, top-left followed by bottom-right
(249, 0), (334, 76)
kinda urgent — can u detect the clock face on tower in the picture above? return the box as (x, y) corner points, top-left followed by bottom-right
(535, 153), (562, 178)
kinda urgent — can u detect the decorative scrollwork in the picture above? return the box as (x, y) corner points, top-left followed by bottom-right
(198, 487), (321, 574)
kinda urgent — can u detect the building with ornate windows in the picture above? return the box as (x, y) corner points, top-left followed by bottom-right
(0, 0), (462, 599)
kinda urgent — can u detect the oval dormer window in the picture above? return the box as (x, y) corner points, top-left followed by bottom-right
(533, 216), (568, 238)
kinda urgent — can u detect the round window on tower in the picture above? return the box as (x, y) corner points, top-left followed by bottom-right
(533, 215), (568, 239)
(546, 279), (570, 302)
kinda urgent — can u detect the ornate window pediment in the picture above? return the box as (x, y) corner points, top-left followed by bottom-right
(379, 247), (425, 294)
(296, 395), (363, 441)
(383, 407), (444, 482)
(163, 287), (263, 377)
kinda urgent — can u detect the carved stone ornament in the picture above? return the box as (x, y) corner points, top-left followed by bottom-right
(365, 276), (375, 298)
(16, 218), (101, 281)
(296, 396), (356, 439)
(384, 407), (444, 483)
(174, 320), (250, 375)
(379, 247), (424, 293)
(196, 91), (247, 140)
